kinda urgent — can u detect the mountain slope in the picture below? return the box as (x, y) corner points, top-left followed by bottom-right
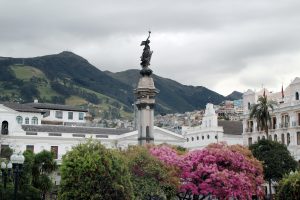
(226, 91), (243, 100)
(0, 51), (239, 114)
(105, 69), (227, 113)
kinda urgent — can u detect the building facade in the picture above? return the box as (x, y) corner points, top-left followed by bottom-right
(243, 77), (300, 161)
(184, 103), (243, 150)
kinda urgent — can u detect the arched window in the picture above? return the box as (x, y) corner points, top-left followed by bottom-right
(187, 138), (189, 142)
(1, 121), (8, 135)
(296, 92), (299, 100)
(25, 117), (29, 124)
(197, 136), (199, 140)
(215, 135), (218, 139)
(287, 133), (290, 146)
(31, 117), (38, 125)
(207, 135), (210, 139)
(248, 137), (253, 146)
(248, 102), (251, 110)
(268, 135), (272, 141)
(257, 136), (260, 141)
(274, 134), (277, 142)
(202, 136), (204, 140)
(281, 133), (285, 144)
(262, 136), (266, 140)
(16, 116), (23, 124)
(191, 137), (194, 141)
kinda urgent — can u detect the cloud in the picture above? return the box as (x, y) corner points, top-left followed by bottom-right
(0, 0), (300, 96)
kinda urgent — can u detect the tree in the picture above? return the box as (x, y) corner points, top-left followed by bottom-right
(276, 171), (300, 200)
(250, 139), (299, 199)
(250, 95), (277, 138)
(125, 145), (180, 200)
(151, 144), (264, 200)
(59, 140), (134, 200)
(32, 150), (57, 200)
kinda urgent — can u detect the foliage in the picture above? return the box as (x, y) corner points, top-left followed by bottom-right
(250, 139), (298, 200)
(276, 171), (300, 200)
(0, 145), (13, 159)
(250, 139), (298, 182)
(124, 145), (180, 200)
(0, 184), (41, 200)
(59, 140), (134, 200)
(151, 144), (264, 200)
(249, 95), (277, 137)
(31, 150), (57, 199)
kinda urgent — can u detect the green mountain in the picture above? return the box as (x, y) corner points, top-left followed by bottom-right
(0, 52), (239, 115)
(226, 91), (243, 100)
(105, 69), (227, 113)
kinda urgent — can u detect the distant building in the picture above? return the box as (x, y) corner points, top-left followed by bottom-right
(184, 103), (243, 150)
(243, 77), (300, 161)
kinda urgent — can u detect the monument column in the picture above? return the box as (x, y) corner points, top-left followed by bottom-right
(134, 31), (159, 145)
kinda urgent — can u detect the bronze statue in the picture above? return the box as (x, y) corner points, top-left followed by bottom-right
(140, 31), (153, 76)
(140, 31), (153, 68)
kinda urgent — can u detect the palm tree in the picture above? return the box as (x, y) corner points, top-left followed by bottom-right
(250, 95), (277, 138)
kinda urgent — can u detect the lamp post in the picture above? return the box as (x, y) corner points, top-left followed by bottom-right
(1, 161), (12, 189)
(10, 153), (25, 200)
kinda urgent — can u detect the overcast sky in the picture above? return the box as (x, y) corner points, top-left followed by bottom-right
(1, 0), (300, 96)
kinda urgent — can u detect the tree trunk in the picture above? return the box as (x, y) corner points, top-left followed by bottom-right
(268, 179), (273, 200)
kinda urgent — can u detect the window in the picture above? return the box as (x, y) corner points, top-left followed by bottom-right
(248, 137), (253, 146)
(268, 135), (272, 141)
(248, 102), (251, 110)
(202, 136), (204, 140)
(146, 126), (150, 142)
(258, 136), (260, 141)
(298, 113), (300, 126)
(51, 146), (58, 159)
(68, 112), (73, 120)
(274, 134), (277, 142)
(187, 138), (189, 142)
(16, 116), (23, 124)
(297, 132), (300, 145)
(25, 117), (29, 124)
(262, 136), (266, 140)
(31, 117), (38, 125)
(281, 134), (285, 144)
(287, 133), (290, 146)
(0, 145), (10, 157)
(197, 136), (199, 140)
(55, 111), (63, 119)
(215, 135), (218, 139)
(296, 92), (299, 100)
(79, 112), (84, 120)
(272, 117), (277, 129)
(26, 145), (34, 152)
(191, 137), (194, 141)
(207, 135), (210, 139)
(1, 121), (8, 135)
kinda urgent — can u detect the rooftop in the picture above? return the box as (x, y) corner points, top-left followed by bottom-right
(26, 102), (88, 112)
(3, 102), (43, 113)
(218, 120), (243, 135)
(22, 125), (130, 135)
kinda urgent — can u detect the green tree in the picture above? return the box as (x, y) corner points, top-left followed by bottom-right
(59, 140), (134, 200)
(250, 139), (298, 199)
(250, 95), (277, 138)
(276, 171), (300, 200)
(124, 146), (179, 200)
(32, 150), (57, 200)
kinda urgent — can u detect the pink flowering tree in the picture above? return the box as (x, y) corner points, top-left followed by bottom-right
(149, 144), (264, 200)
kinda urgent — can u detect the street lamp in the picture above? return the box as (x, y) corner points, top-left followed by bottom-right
(10, 153), (25, 200)
(1, 161), (12, 189)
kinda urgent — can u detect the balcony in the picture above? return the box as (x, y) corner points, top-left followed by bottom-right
(245, 127), (253, 133)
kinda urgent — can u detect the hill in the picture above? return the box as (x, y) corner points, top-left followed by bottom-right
(0, 52), (240, 115)
(226, 91), (243, 100)
(105, 69), (227, 113)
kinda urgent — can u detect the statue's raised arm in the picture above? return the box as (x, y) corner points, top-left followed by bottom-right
(140, 31), (153, 68)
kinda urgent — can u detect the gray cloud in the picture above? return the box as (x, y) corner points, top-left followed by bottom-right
(1, 0), (300, 95)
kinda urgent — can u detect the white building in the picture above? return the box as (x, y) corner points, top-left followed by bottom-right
(243, 77), (300, 161)
(0, 102), (185, 164)
(184, 103), (243, 150)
